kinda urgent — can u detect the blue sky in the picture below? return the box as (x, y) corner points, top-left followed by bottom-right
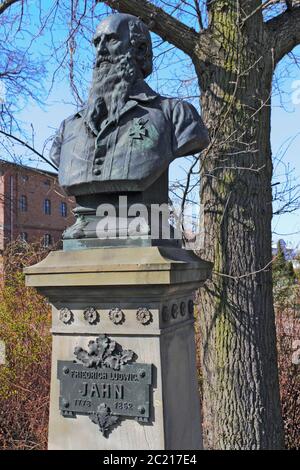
(271, 52), (300, 248)
(2, 3), (300, 248)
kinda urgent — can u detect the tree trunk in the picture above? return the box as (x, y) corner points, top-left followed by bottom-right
(195, 2), (284, 449)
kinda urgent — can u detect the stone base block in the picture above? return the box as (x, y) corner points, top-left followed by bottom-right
(24, 247), (212, 450)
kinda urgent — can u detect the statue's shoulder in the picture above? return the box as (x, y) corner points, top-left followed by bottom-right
(53, 109), (85, 142)
(156, 96), (209, 155)
(130, 81), (198, 119)
(158, 96), (200, 121)
(62, 109), (85, 127)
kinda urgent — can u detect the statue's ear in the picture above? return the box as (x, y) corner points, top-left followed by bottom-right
(132, 38), (152, 78)
(136, 40), (148, 59)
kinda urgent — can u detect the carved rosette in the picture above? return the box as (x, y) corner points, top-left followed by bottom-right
(84, 307), (99, 325)
(109, 307), (125, 325)
(180, 301), (186, 317)
(59, 307), (74, 325)
(136, 307), (152, 325)
(171, 304), (178, 319)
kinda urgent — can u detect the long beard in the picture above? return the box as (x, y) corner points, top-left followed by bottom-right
(84, 53), (137, 133)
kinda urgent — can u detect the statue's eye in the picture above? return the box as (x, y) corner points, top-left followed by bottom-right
(107, 34), (118, 43)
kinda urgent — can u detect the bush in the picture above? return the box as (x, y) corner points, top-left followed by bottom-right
(0, 240), (52, 450)
(273, 241), (298, 309)
(276, 305), (300, 450)
(272, 241), (300, 449)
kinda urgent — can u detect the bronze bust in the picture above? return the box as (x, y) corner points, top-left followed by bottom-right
(50, 13), (209, 243)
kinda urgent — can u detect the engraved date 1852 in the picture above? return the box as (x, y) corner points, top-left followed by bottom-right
(114, 401), (133, 410)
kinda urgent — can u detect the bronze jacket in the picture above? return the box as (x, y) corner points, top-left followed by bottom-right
(50, 80), (209, 196)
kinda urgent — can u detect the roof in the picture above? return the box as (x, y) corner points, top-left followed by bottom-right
(0, 159), (58, 178)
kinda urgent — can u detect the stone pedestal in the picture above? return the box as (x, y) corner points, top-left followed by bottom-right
(25, 247), (211, 450)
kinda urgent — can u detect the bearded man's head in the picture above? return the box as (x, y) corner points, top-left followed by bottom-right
(84, 14), (153, 133)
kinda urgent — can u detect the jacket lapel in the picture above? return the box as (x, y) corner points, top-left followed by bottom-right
(79, 81), (159, 139)
(97, 99), (139, 137)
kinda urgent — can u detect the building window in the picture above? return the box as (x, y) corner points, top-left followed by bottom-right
(44, 199), (51, 215)
(19, 195), (27, 212)
(20, 232), (28, 243)
(44, 179), (51, 186)
(60, 202), (67, 217)
(21, 175), (28, 183)
(43, 233), (52, 248)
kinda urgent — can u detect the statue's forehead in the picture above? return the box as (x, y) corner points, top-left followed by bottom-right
(95, 16), (128, 37)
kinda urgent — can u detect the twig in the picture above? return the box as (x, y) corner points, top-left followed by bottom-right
(0, 130), (58, 171)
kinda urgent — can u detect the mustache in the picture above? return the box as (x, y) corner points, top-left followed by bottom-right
(95, 54), (120, 68)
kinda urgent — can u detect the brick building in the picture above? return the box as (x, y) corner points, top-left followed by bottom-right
(0, 160), (75, 252)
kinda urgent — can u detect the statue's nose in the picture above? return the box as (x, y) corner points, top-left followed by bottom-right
(97, 38), (108, 55)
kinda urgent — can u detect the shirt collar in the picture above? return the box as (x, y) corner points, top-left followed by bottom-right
(77, 80), (158, 119)
(128, 80), (159, 102)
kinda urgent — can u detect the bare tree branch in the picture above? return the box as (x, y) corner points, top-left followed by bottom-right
(193, 0), (204, 30)
(0, 0), (21, 16)
(266, 6), (300, 64)
(100, 0), (204, 56)
(0, 130), (58, 171)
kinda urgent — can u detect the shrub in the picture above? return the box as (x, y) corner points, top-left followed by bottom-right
(276, 305), (300, 450)
(0, 240), (52, 450)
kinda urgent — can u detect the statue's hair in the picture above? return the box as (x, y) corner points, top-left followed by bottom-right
(127, 17), (153, 78)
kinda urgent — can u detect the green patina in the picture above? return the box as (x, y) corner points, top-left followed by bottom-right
(213, 1), (240, 72)
(213, 168), (236, 367)
(214, 295), (234, 371)
(130, 118), (159, 151)
(211, 1), (251, 117)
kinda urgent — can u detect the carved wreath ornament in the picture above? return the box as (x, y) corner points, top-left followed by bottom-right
(74, 334), (134, 370)
(89, 403), (119, 437)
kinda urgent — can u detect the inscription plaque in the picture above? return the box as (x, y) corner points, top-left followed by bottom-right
(57, 335), (152, 436)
